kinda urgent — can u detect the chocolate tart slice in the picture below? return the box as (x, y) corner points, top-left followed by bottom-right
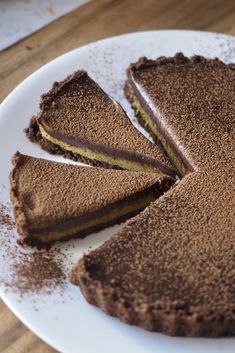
(26, 71), (176, 176)
(10, 152), (174, 247)
(72, 165), (235, 337)
(125, 53), (235, 175)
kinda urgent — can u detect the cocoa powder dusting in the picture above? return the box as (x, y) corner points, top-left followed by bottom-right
(0, 203), (15, 231)
(11, 248), (67, 295)
(0, 202), (69, 295)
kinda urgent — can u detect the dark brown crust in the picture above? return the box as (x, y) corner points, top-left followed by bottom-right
(128, 52), (235, 72)
(72, 258), (235, 337)
(39, 71), (87, 111)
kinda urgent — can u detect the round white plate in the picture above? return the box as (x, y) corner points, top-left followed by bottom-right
(0, 30), (235, 353)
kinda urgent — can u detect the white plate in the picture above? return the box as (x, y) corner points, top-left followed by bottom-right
(0, 30), (235, 353)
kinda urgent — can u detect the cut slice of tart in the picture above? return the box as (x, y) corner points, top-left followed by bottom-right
(72, 164), (235, 337)
(9, 152), (174, 247)
(125, 53), (235, 175)
(26, 71), (176, 176)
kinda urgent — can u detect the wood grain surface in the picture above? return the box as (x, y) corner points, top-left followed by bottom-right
(0, 0), (235, 351)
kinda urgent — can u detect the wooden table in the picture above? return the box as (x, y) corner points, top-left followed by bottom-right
(0, 0), (235, 351)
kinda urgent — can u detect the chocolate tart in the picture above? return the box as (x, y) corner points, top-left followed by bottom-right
(72, 165), (235, 337)
(125, 53), (235, 175)
(10, 152), (174, 247)
(26, 71), (176, 176)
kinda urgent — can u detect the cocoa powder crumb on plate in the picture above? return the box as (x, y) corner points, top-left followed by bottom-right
(10, 248), (67, 295)
(0, 202), (70, 295)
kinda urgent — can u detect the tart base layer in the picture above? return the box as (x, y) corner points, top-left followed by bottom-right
(73, 259), (235, 337)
